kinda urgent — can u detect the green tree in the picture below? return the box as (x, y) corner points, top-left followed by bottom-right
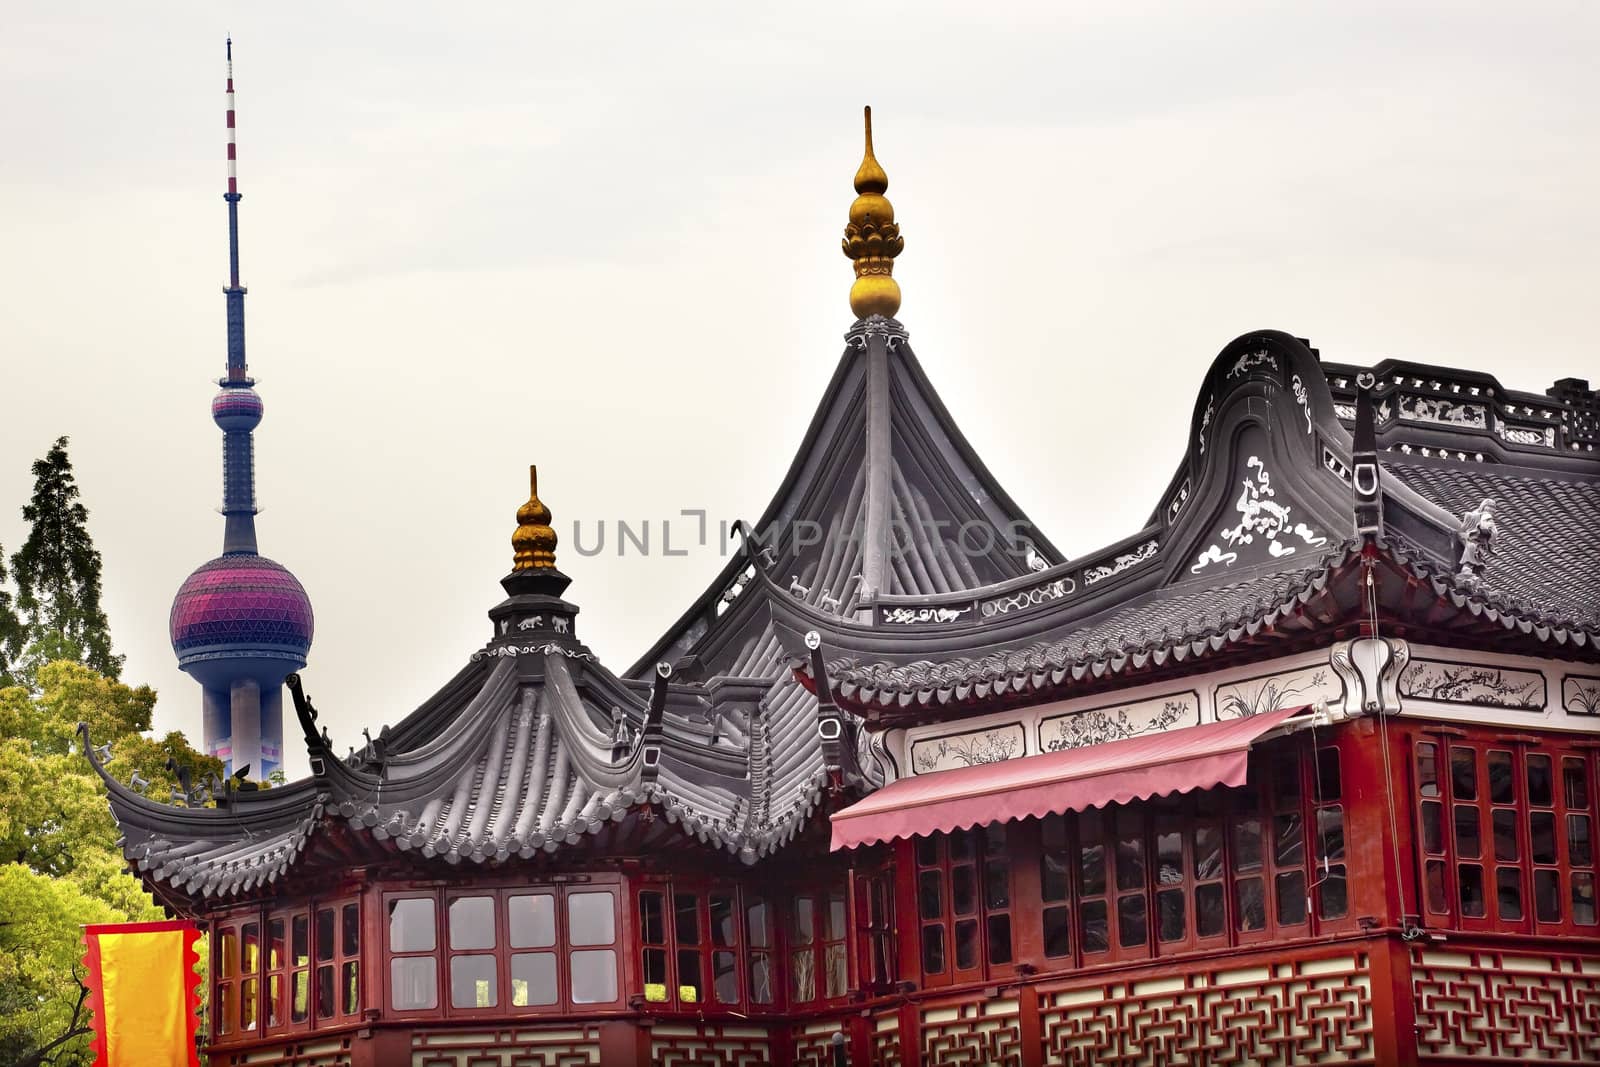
(0, 546), (22, 687)
(0, 663), (217, 1065)
(10, 438), (122, 684)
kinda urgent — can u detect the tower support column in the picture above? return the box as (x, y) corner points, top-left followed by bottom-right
(230, 678), (262, 779)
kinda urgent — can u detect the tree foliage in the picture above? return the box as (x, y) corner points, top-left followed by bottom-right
(0, 546), (21, 688)
(10, 438), (122, 684)
(0, 663), (218, 1066)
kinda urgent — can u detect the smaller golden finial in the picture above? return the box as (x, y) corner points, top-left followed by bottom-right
(512, 465), (557, 570)
(842, 106), (904, 320)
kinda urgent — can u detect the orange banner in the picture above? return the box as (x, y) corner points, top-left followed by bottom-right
(82, 920), (201, 1067)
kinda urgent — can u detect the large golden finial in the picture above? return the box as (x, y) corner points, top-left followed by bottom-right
(511, 465), (557, 570)
(842, 106), (904, 320)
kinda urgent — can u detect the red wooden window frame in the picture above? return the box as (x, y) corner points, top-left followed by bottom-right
(211, 897), (362, 1044)
(854, 866), (897, 996)
(1413, 736), (1598, 933)
(636, 882), (746, 1010)
(914, 825), (1014, 988)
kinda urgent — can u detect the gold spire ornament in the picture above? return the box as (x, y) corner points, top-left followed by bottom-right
(842, 106), (904, 319)
(511, 465), (558, 570)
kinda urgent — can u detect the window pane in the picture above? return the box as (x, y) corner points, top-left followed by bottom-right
(242, 923), (260, 974)
(674, 893), (701, 946)
(1235, 878), (1266, 933)
(1193, 825), (1223, 881)
(1493, 809), (1519, 862)
(915, 836), (939, 866)
(313, 964), (332, 1018)
(217, 981), (234, 1034)
(954, 918), (978, 970)
(1528, 755), (1553, 808)
(1274, 812), (1304, 867)
(450, 954), (496, 1008)
(292, 969), (308, 1022)
(220, 930), (237, 979)
(1156, 822), (1182, 886)
(449, 897), (495, 951)
(342, 903), (359, 957)
(985, 859), (1011, 909)
(241, 977), (258, 1031)
(509, 894), (556, 949)
(793, 896), (816, 944)
(677, 948), (702, 1003)
(1455, 806), (1481, 858)
(1316, 747), (1342, 802)
(1156, 888), (1185, 942)
(292, 914), (309, 967)
(342, 960), (358, 1015)
(1421, 801), (1443, 854)
(949, 830), (976, 861)
(920, 925), (945, 975)
(1428, 863), (1464, 920)
(1317, 807), (1345, 862)
(1196, 883), (1225, 938)
(1534, 870), (1562, 924)
(1079, 839), (1107, 896)
(988, 913), (1013, 965)
(643, 947), (668, 992)
(1496, 867), (1523, 922)
(568, 892), (615, 947)
(1042, 906), (1071, 958)
(1570, 815), (1594, 867)
(826, 894), (848, 942)
(1080, 900), (1109, 954)
(1319, 865), (1348, 919)
(569, 949), (617, 1004)
(1276, 870), (1308, 925)
(1417, 743), (1439, 798)
(1574, 872), (1597, 926)
(268, 918), (286, 971)
(1233, 819), (1263, 872)
(825, 942), (848, 998)
(1564, 758), (1590, 809)
(1531, 811), (1557, 865)
(1459, 864), (1486, 917)
(793, 947), (818, 1000)
(1117, 895), (1147, 949)
(1041, 851), (1069, 903)
(1451, 748), (1477, 801)
(390, 957), (437, 1010)
(510, 952), (557, 1006)
(387, 898), (435, 953)
(1275, 757), (1302, 804)
(639, 891), (665, 945)
(268, 973), (282, 1028)
(316, 908), (335, 963)
(713, 950), (739, 1004)
(1488, 751), (1514, 805)
(952, 865), (977, 916)
(749, 952), (774, 1004)
(710, 895), (737, 948)
(746, 899), (771, 949)
(1116, 817), (1145, 891)
(1042, 813), (1067, 852)
(917, 871), (943, 922)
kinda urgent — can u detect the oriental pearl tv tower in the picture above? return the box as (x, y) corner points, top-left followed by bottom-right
(169, 41), (314, 781)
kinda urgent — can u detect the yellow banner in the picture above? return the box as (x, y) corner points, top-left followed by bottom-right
(83, 920), (200, 1067)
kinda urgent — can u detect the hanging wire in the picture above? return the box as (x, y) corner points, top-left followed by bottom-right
(1365, 554), (1419, 935)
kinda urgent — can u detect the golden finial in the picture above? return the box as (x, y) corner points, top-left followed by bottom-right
(842, 106), (903, 320)
(511, 465), (557, 570)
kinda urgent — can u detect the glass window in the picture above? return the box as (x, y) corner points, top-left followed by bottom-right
(388, 898), (435, 953)
(1574, 872), (1597, 926)
(1451, 748), (1477, 801)
(511, 952), (557, 1006)
(449, 897), (496, 951)
(1455, 806), (1482, 858)
(1417, 743), (1440, 798)
(341, 904), (359, 958)
(919, 925), (944, 976)
(509, 894), (556, 949)
(1316, 748), (1341, 802)
(1496, 867), (1523, 922)
(1528, 755), (1553, 808)
(1042, 906), (1071, 958)
(292, 914), (309, 967)
(569, 949), (617, 1004)
(219, 930), (237, 979)
(342, 961), (359, 1016)
(1080, 899), (1110, 954)
(567, 892), (615, 947)
(316, 907), (336, 963)
(674, 893), (700, 947)
(1235, 878), (1266, 932)
(1564, 758), (1590, 809)
(390, 956), (437, 1011)
(1195, 882), (1225, 938)
(316, 964), (335, 1018)
(1488, 751), (1514, 805)
(713, 949), (739, 1004)
(240, 977), (258, 1031)
(242, 923), (260, 974)
(1459, 864), (1486, 917)
(1117, 894), (1147, 948)
(709, 895), (737, 948)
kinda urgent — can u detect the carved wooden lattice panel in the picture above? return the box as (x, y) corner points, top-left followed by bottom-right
(1413, 948), (1600, 1062)
(792, 1018), (850, 1067)
(871, 1010), (904, 1067)
(921, 996), (1023, 1067)
(1038, 953), (1373, 1066)
(411, 1026), (601, 1067)
(223, 1037), (352, 1067)
(650, 1023), (771, 1067)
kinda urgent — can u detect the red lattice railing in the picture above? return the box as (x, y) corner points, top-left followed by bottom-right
(1413, 945), (1600, 1063)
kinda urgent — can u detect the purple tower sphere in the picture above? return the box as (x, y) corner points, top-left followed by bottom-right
(170, 555), (314, 690)
(212, 386), (264, 431)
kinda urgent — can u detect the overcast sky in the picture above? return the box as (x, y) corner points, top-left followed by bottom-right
(2, 2), (1596, 778)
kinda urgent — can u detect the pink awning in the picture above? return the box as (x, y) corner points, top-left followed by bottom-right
(831, 705), (1306, 851)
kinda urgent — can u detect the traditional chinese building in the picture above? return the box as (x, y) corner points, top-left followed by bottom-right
(86, 86), (1600, 1066)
